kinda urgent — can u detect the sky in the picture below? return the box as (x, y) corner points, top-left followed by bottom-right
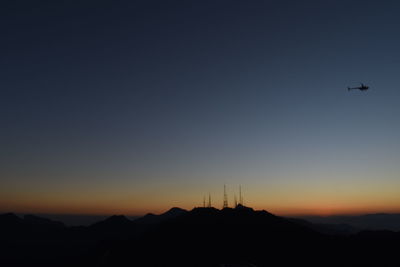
(1, 0), (400, 216)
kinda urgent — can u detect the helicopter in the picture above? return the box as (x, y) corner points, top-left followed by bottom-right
(347, 83), (369, 91)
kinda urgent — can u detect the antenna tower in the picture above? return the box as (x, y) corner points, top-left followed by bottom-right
(239, 185), (243, 205)
(223, 184), (228, 208)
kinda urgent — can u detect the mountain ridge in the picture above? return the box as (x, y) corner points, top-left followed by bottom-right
(1, 208), (400, 266)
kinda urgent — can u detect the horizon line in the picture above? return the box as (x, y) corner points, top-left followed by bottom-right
(3, 206), (400, 218)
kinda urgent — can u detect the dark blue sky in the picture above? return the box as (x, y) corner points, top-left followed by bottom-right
(1, 0), (400, 215)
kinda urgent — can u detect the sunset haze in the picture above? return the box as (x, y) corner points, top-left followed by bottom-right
(2, 0), (400, 217)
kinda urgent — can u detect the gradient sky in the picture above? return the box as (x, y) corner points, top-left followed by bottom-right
(1, 0), (400, 216)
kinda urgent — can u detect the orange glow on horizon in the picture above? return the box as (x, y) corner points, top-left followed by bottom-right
(2, 180), (400, 217)
(2, 199), (400, 217)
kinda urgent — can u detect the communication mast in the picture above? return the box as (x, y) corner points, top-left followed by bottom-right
(223, 184), (228, 208)
(239, 185), (243, 205)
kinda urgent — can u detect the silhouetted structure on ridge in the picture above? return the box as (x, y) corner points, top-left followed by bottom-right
(233, 185), (244, 208)
(201, 193), (212, 208)
(223, 184), (228, 209)
(239, 185), (243, 206)
(202, 185), (245, 209)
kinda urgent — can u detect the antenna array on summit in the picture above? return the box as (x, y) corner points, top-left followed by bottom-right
(201, 185), (244, 209)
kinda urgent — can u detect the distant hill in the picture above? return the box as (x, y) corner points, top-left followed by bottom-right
(0, 213), (65, 240)
(23, 214), (65, 228)
(0, 213), (24, 227)
(288, 217), (359, 235)
(298, 213), (400, 231)
(90, 215), (132, 229)
(31, 214), (111, 226)
(134, 207), (188, 224)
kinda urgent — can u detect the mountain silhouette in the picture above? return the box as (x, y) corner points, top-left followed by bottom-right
(288, 217), (359, 235)
(134, 207), (188, 224)
(86, 215), (137, 240)
(98, 206), (325, 266)
(0, 213), (24, 227)
(95, 206), (400, 267)
(0, 213), (66, 241)
(300, 213), (400, 231)
(23, 214), (65, 228)
(1, 208), (400, 267)
(90, 215), (132, 229)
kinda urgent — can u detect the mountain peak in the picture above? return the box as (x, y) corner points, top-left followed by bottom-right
(234, 204), (254, 211)
(23, 214), (65, 227)
(164, 207), (187, 215)
(0, 213), (23, 225)
(104, 215), (131, 223)
(0, 212), (20, 219)
(135, 207), (188, 224)
(90, 215), (132, 229)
